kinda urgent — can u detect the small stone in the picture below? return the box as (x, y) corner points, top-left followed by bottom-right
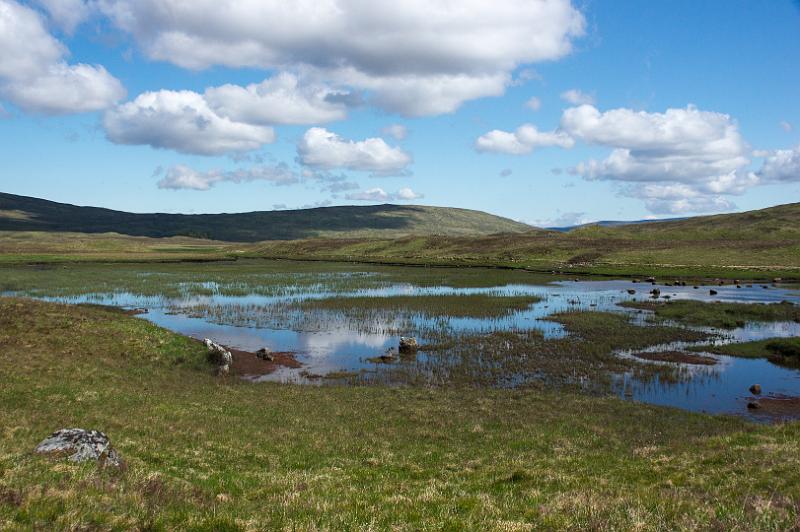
(749, 384), (762, 395)
(399, 337), (418, 354)
(256, 347), (274, 361)
(709, 289), (718, 296)
(627, 289), (636, 295)
(747, 401), (761, 410)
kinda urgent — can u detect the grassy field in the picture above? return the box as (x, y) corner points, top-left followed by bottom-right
(2, 297), (800, 529)
(1, 200), (799, 281)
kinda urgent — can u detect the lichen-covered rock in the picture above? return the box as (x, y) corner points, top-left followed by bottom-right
(399, 337), (418, 354)
(35, 429), (123, 468)
(204, 338), (233, 374)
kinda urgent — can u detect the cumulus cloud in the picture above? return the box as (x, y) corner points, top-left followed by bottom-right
(157, 163), (299, 190)
(0, 0), (124, 114)
(525, 96), (541, 111)
(560, 89), (595, 105)
(32, 0), (92, 33)
(756, 145), (800, 184)
(297, 127), (412, 175)
(203, 72), (348, 125)
(95, 0), (585, 116)
(381, 124), (408, 140)
(103, 90), (275, 155)
(562, 104), (754, 214)
(103, 73), (358, 155)
(475, 124), (574, 155)
(345, 187), (423, 202)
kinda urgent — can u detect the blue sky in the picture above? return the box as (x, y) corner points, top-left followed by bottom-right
(1, 0), (798, 226)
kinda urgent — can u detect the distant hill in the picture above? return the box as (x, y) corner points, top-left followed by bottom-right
(0, 192), (532, 242)
(569, 202), (800, 241)
(548, 217), (687, 232)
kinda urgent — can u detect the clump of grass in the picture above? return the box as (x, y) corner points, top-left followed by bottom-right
(620, 299), (800, 329)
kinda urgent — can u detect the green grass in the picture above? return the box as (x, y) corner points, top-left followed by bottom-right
(3, 297), (800, 529)
(620, 300), (800, 329)
(692, 338), (800, 368)
(2, 199), (800, 280)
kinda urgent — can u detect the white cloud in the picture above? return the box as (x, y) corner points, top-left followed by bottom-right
(0, 0), (124, 114)
(560, 89), (594, 105)
(381, 124), (408, 141)
(780, 120), (793, 133)
(562, 104), (754, 214)
(345, 187), (423, 202)
(104, 73), (361, 155)
(203, 72), (348, 125)
(157, 163), (299, 191)
(297, 127), (412, 175)
(475, 124), (574, 155)
(531, 211), (590, 228)
(525, 96), (541, 111)
(103, 90), (275, 155)
(395, 187), (424, 200)
(95, 0), (585, 116)
(756, 145), (800, 184)
(32, 0), (91, 33)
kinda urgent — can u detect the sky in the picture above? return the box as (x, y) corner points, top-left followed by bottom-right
(1, 0), (799, 227)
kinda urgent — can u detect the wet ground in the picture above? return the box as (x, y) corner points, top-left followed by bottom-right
(6, 265), (800, 420)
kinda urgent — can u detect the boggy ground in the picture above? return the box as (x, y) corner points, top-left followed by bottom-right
(3, 298), (800, 530)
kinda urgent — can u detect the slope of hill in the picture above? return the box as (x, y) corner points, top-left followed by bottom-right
(569, 202), (800, 241)
(0, 193), (532, 241)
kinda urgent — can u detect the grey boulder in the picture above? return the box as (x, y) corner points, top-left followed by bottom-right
(35, 429), (123, 468)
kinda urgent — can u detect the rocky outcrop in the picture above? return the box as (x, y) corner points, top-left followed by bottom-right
(399, 337), (418, 354)
(34, 429), (123, 468)
(204, 339), (233, 374)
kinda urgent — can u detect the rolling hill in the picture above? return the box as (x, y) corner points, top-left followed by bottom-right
(0, 192), (532, 241)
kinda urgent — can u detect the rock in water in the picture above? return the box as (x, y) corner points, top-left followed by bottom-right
(35, 429), (123, 468)
(749, 384), (762, 395)
(399, 337), (418, 354)
(204, 338), (233, 374)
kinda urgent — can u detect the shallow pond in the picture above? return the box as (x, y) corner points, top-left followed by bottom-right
(5, 262), (800, 420)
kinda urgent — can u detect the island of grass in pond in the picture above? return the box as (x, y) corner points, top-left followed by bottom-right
(692, 337), (800, 368)
(621, 299), (800, 328)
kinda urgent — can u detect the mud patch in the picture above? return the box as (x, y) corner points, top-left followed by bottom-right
(228, 347), (301, 377)
(747, 394), (800, 420)
(632, 350), (718, 366)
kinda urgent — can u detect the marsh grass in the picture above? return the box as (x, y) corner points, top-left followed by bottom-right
(2, 297), (800, 529)
(620, 299), (800, 329)
(356, 311), (710, 390)
(295, 293), (541, 316)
